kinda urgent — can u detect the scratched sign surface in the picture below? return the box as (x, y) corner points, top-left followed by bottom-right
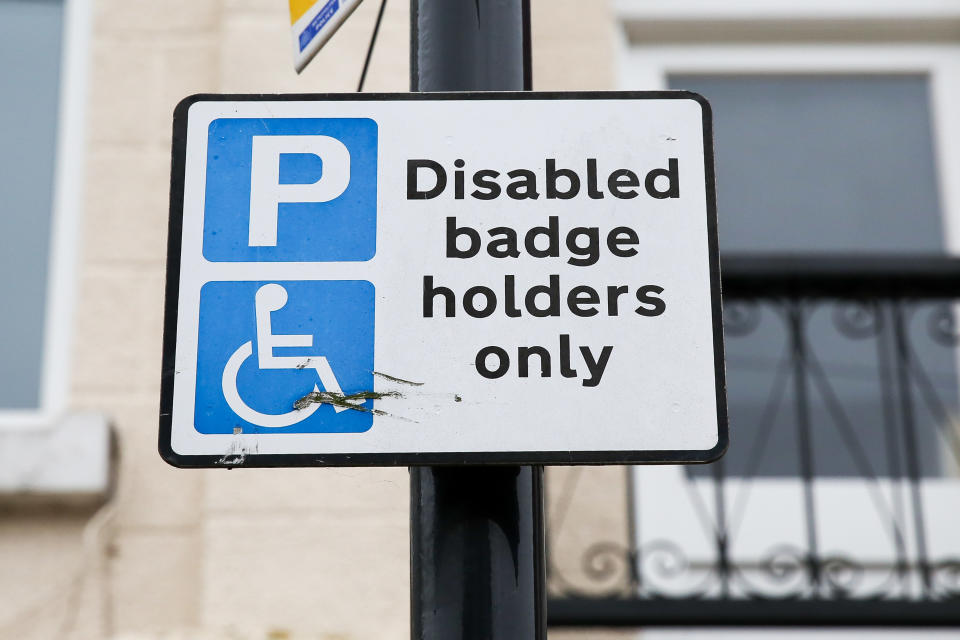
(160, 92), (727, 467)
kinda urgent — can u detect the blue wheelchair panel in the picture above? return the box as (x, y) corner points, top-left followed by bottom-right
(195, 280), (375, 434)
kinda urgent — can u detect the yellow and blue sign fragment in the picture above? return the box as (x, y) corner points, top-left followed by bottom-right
(289, 0), (364, 73)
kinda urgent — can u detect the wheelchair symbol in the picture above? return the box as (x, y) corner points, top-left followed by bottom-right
(221, 283), (351, 428)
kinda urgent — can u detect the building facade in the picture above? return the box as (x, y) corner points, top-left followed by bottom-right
(3, 1), (960, 639)
(0, 1), (616, 638)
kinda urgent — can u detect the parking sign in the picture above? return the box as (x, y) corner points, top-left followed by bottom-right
(203, 117), (377, 261)
(160, 92), (727, 467)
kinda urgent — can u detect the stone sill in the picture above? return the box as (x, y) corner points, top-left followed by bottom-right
(0, 412), (114, 509)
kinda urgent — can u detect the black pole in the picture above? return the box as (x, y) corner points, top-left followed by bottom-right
(410, 467), (546, 639)
(409, 1), (544, 639)
(410, 0), (531, 93)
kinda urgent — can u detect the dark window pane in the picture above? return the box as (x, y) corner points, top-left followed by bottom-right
(669, 74), (944, 254)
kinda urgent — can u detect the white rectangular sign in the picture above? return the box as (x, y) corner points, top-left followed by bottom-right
(160, 92), (727, 467)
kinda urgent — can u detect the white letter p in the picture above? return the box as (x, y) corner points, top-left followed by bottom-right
(248, 135), (351, 247)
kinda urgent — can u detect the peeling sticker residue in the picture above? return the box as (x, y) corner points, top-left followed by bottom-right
(373, 371), (424, 386)
(216, 437), (259, 466)
(293, 389), (403, 415)
(291, 377), (463, 424)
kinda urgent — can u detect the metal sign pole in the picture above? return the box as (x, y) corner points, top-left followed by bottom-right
(409, 1), (545, 638)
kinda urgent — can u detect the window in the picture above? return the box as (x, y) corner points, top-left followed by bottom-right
(621, 45), (960, 482)
(670, 72), (957, 478)
(0, 0), (107, 500)
(0, 0), (88, 425)
(616, 9), (960, 613)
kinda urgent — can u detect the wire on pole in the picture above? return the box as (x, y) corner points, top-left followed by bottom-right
(357, 0), (388, 91)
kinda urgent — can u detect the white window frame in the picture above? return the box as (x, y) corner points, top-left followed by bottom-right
(0, 0), (91, 429)
(614, 0), (960, 25)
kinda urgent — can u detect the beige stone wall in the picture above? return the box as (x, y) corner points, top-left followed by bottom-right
(0, 1), (626, 639)
(531, 0), (616, 91)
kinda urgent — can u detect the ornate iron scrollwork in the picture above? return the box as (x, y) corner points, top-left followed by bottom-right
(548, 283), (960, 624)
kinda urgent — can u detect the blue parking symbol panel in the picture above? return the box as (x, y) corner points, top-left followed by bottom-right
(195, 280), (375, 434)
(203, 117), (377, 262)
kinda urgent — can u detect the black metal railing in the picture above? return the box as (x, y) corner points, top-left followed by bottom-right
(547, 255), (960, 627)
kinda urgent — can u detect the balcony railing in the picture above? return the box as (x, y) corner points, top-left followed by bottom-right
(546, 255), (960, 627)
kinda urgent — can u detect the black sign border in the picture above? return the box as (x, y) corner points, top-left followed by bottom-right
(160, 91), (727, 468)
